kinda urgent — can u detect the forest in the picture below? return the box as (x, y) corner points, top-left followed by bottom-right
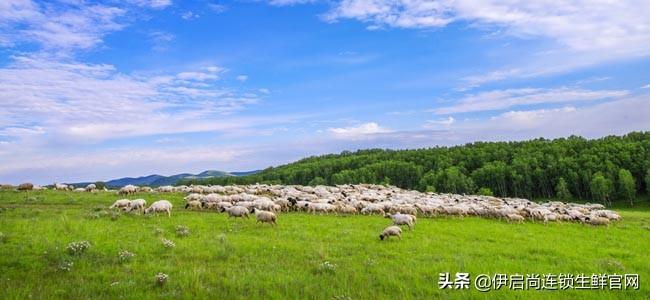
(184, 132), (650, 205)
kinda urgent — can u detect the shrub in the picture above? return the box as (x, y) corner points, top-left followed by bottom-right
(66, 241), (91, 255)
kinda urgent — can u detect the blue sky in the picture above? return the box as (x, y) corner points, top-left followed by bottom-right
(1, 0), (649, 184)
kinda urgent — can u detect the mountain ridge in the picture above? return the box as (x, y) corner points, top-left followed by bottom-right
(68, 170), (260, 188)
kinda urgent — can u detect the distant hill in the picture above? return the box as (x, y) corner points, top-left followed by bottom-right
(69, 170), (260, 188)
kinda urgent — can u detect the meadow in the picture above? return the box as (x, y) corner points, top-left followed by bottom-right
(0, 189), (648, 299)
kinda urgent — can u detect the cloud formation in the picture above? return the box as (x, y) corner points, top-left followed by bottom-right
(328, 122), (393, 139)
(433, 87), (628, 114)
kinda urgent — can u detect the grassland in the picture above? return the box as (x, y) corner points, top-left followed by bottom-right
(0, 190), (649, 299)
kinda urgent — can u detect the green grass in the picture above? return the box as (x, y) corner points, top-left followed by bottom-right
(1, 190), (649, 299)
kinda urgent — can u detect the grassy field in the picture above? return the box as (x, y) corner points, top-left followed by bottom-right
(0, 190), (649, 299)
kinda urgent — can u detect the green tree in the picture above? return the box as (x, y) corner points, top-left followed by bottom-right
(645, 169), (650, 195)
(418, 167), (475, 194)
(555, 178), (572, 200)
(477, 187), (493, 196)
(617, 169), (635, 206)
(308, 177), (326, 186)
(590, 172), (613, 206)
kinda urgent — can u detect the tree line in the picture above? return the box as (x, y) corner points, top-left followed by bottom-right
(182, 132), (650, 205)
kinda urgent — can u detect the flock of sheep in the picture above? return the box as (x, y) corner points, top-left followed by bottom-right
(102, 184), (622, 241)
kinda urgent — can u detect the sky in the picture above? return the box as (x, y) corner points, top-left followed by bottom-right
(1, 0), (649, 184)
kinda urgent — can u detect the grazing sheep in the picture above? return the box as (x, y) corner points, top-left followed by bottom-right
(185, 200), (202, 210)
(127, 199), (147, 213)
(119, 185), (138, 195)
(144, 200), (173, 217)
(223, 206), (250, 219)
(17, 183), (34, 191)
(54, 183), (68, 191)
(584, 216), (610, 226)
(85, 184), (97, 192)
(506, 214), (525, 223)
(250, 208), (277, 226)
(379, 225), (402, 241)
(385, 213), (415, 230)
(109, 199), (132, 210)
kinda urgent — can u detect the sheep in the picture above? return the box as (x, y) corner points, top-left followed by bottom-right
(308, 203), (336, 214)
(17, 183), (34, 191)
(385, 213), (415, 230)
(144, 200), (173, 217)
(379, 225), (402, 241)
(250, 208), (277, 225)
(127, 199), (147, 213)
(85, 184), (97, 192)
(54, 183), (68, 190)
(184, 193), (203, 202)
(360, 204), (384, 215)
(185, 200), (202, 210)
(157, 186), (174, 193)
(119, 185), (138, 195)
(506, 213), (525, 223)
(74, 188), (85, 192)
(223, 206), (250, 219)
(110, 199), (132, 210)
(584, 216), (610, 226)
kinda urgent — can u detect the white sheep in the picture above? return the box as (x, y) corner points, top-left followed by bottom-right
(584, 216), (610, 226)
(185, 200), (202, 210)
(379, 225), (402, 241)
(506, 213), (524, 223)
(109, 199), (132, 210)
(385, 213), (415, 230)
(223, 206), (250, 219)
(127, 199), (147, 213)
(85, 184), (97, 192)
(145, 200), (173, 217)
(119, 185), (138, 195)
(250, 208), (277, 225)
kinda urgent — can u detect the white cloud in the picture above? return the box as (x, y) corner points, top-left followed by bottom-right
(148, 30), (174, 52)
(0, 145), (249, 184)
(642, 84), (650, 89)
(316, 94), (650, 153)
(433, 87), (628, 114)
(459, 68), (521, 91)
(321, 1), (650, 87)
(176, 71), (219, 81)
(325, 1), (650, 56)
(0, 0), (126, 50)
(130, 0), (172, 9)
(0, 55), (263, 142)
(423, 117), (454, 128)
(268, 0), (316, 6)
(207, 3), (227, 13)
(328, 122), (393, 139)
(181, 11), (199, 20)
(236, 75), (248, 82)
